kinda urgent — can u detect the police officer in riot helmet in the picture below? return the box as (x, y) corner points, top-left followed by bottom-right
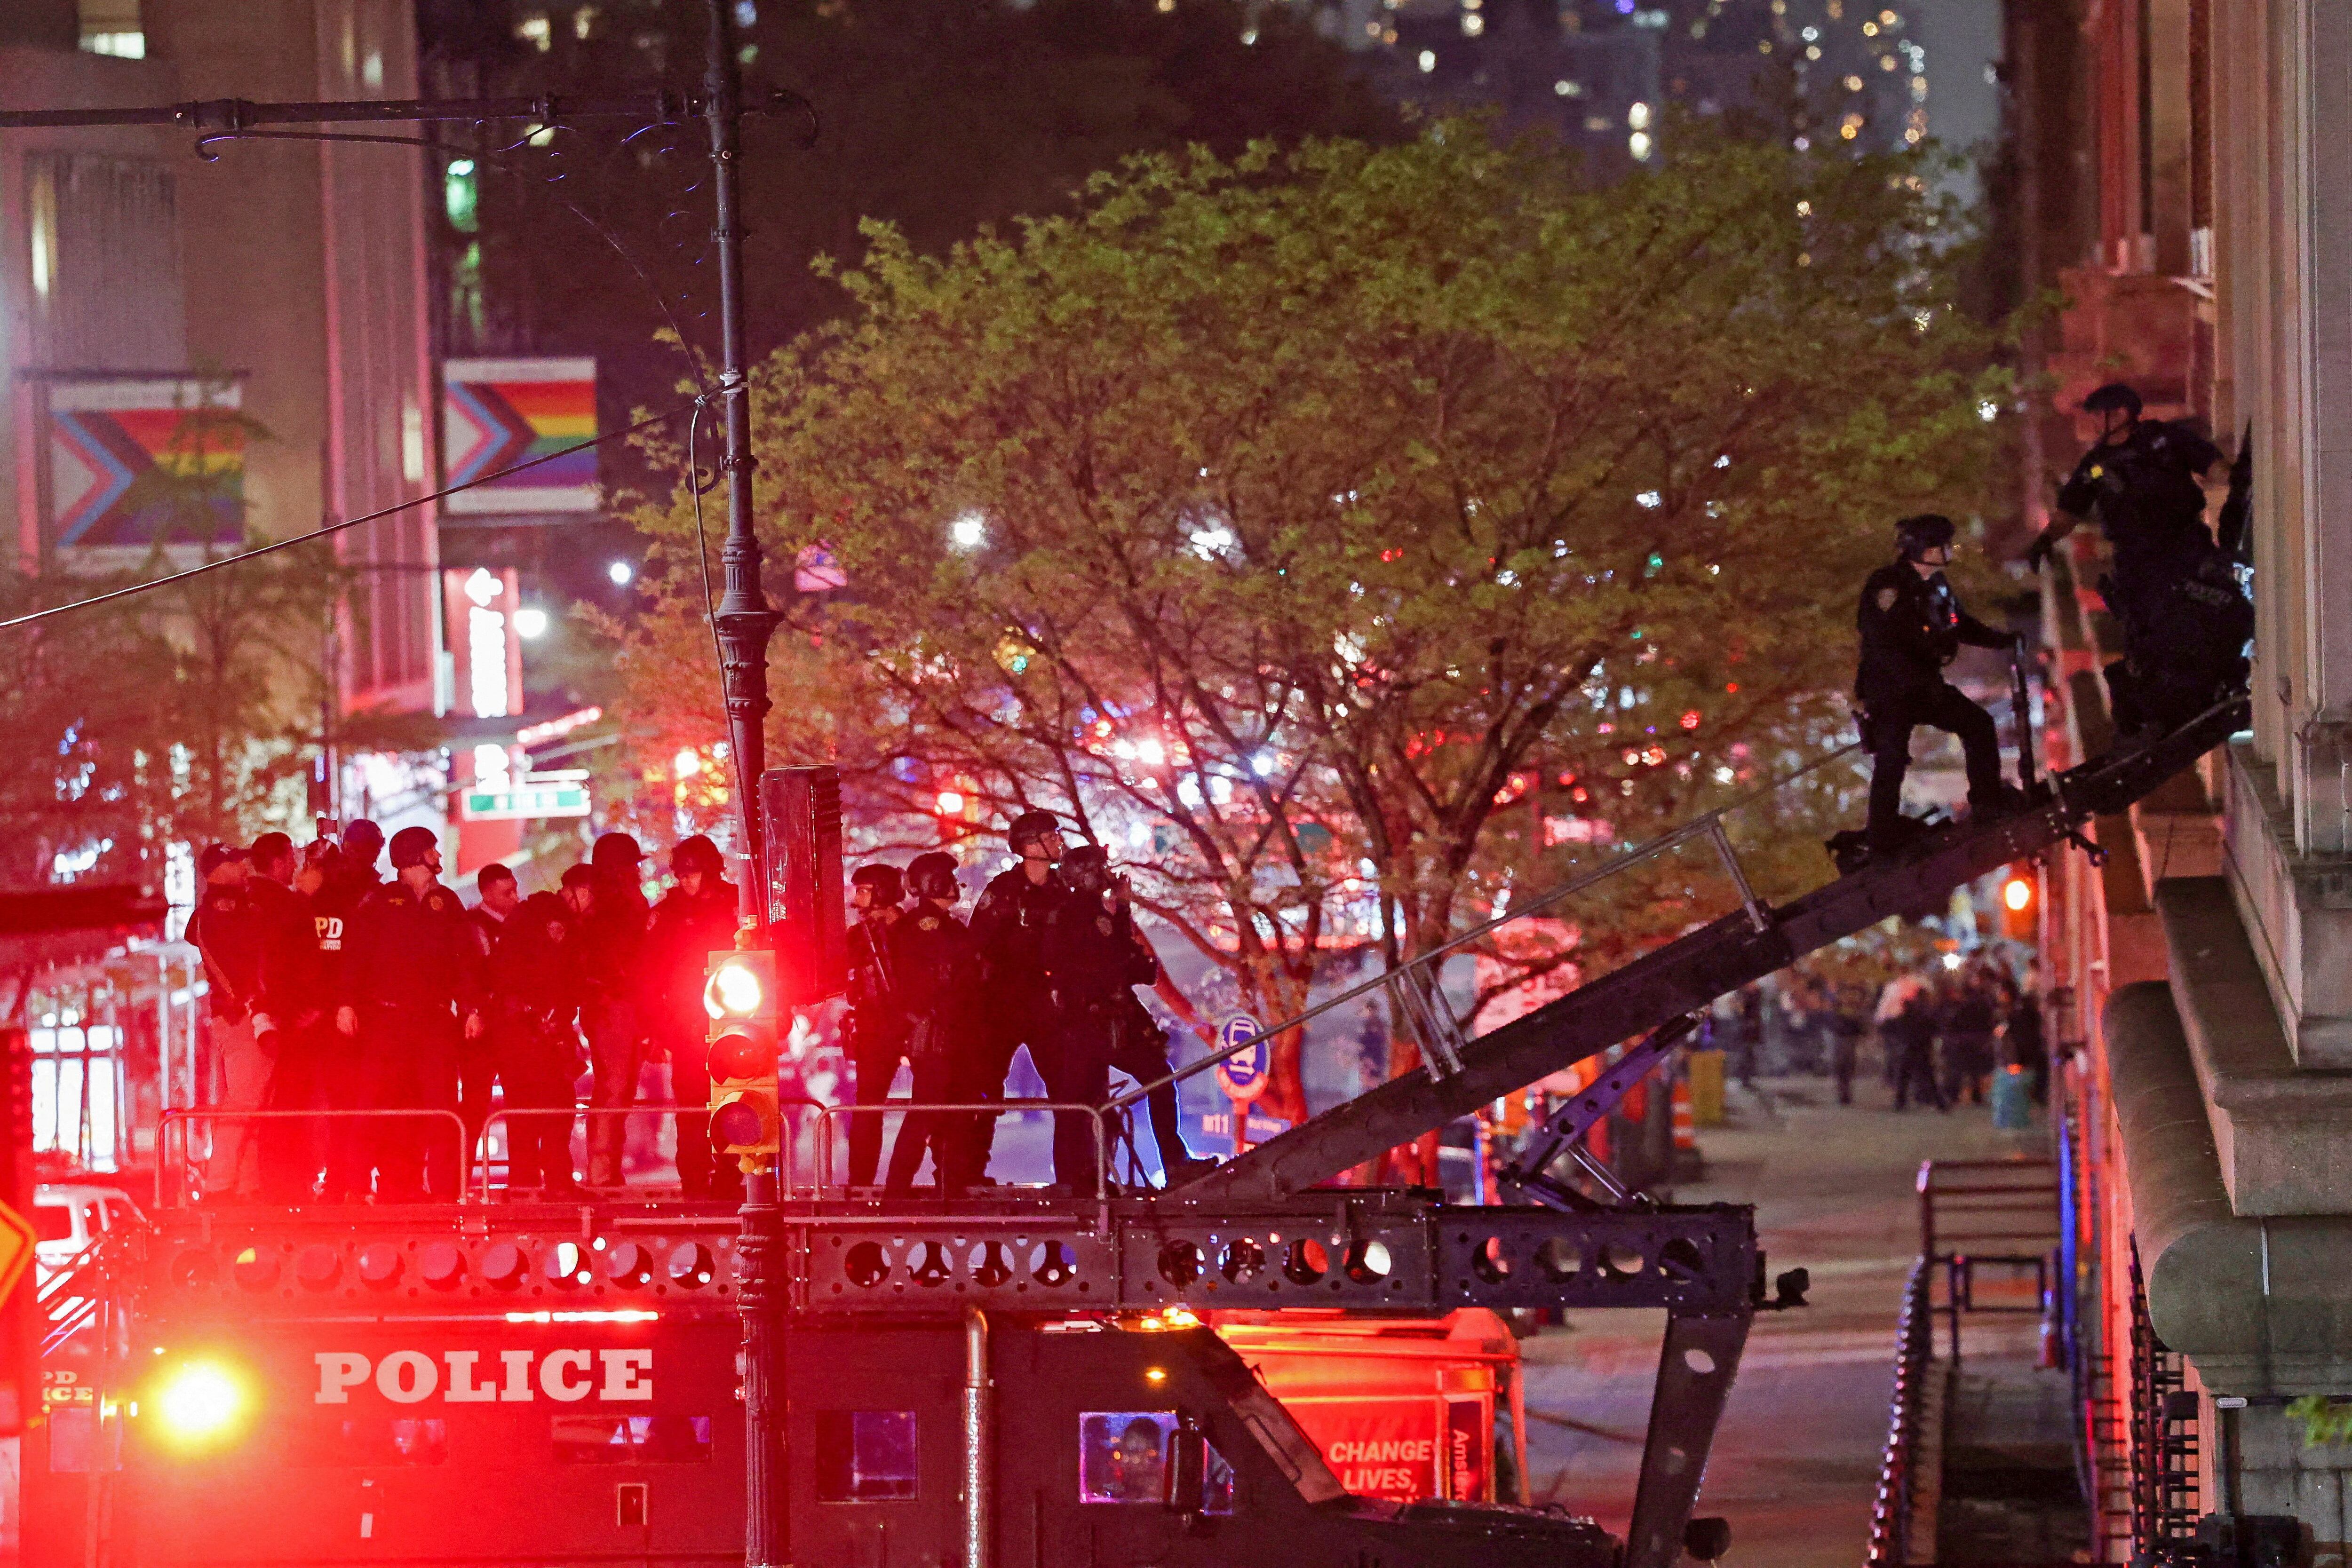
(965, 809), (1074, 1184)
(1855, 515), (2021, 854)
(2025, 382), (2250, 740)
(882, 852), (984, 1195)
(843, 863), (911, 1189)
(1038, 845), (1168, 1194)
(1050, 846), (1218, 1188)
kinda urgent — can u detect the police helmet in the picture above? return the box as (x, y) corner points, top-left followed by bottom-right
(591, 832), (644, 872)
(341, 818), (385, 863)
(1894, 513), (1956, 562)
(1062, 843), (1114, 897)
(388, 825), (439, 871)
(851, 863), (904, 905)
(1005, 809), (1062, 857)
(906, 852), (962, 902)
(670, 834), (723, 877)
(2082, 382), (2143, 419)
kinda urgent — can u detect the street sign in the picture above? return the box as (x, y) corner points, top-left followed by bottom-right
(1212, 1014), (1268, 1103)
(1200, 1110), (1290, 1144)
(461, 773), (591, 821)
(0, 1200), (34, 1306)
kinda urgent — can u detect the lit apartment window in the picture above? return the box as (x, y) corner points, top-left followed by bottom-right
(79, 0), (144, 58)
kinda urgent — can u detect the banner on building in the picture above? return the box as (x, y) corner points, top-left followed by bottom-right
(442, 357), (597, 515)
(37, 377), (247, 551)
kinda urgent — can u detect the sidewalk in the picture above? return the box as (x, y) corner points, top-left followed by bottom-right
(1518, 1070), (2051, 1567)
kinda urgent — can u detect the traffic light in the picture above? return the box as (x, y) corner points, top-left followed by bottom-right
(2000, 870), (2038, 941)
(705, 950), (782, 1166)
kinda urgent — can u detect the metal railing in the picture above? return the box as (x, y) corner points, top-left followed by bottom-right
(1867, 1258), (1937, 1567)
(466, 1101), (827, 1202)
(155, 1108), (472, 1207)
(1107, 739), (1863, 1121)
(1918, 1158), (2060, 1365)
(39, 1235), (114, 1356)
(817, 1101), (1113, 1208)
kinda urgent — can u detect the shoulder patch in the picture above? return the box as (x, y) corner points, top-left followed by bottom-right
(1096, 916), (1113, 937)
(1875, 586), (1899, 612)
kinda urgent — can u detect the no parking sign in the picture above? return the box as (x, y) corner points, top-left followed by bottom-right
(1212, 1014), (1268, 1103)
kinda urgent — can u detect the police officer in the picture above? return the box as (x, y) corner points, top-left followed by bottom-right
(882, 852), (984, 1195)
(2026, 383), (2248, 737)
(579, 832), (651, 1187)
(459, 863), (522, 1162)
(485, 890), (586, 1195)
(187, 843), (265, 1198)
(340, 826), (481, 1201)
(843, 863), (910, 1189)
(1047, 847), (1222, 1189)
(647, 835), (742, 1201)
(965, 810), (1075, 1184)
(1856, 514), (2019, 853)
(248, 831), (327, 1201)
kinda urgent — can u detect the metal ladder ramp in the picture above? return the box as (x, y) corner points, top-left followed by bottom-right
(1164, 697), (2247, 1203)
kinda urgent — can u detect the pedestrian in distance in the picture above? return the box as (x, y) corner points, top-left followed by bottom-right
(337, 826), (482, 1202)
(1887, 983), (1947, 1114)
(579, 832), (652, 1187)
(882, 852), (985, 1195)
(1853, 514), (2023, 856)
(186, 842), (265, 1199)
(966, 810), (1078, 1185)
(646, 835), (742, 1201)
(1826, 983), (1867, 1107)
(1941, 970), (1998, 1107)
(842, 863), (911, 1189)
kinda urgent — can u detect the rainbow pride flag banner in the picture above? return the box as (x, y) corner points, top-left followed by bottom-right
(45, 379), (246, 550)
(442, 357), (598, 515)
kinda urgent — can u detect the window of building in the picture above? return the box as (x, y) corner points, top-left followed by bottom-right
(78, 0), (143, 57)
(815, 1411), (918, 1502)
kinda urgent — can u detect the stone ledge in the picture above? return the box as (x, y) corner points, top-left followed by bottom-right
(2226, 741), (2352, 1065)
(2159, 878), (2352, 1213)
(2108, 982), (2352, 1394)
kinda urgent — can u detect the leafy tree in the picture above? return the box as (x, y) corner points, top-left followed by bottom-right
(613, 125), (2009, 1123)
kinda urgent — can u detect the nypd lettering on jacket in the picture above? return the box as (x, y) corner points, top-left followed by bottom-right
(315, 1348), (652, 1404)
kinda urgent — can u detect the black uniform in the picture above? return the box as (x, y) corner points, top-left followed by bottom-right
(645, 878), (743, 1199)
(966, 866), (1073, 1179)
(339, 878), (479, 1201)
(483, 893), (584, 1190)
(1040, 898), (1160, 1193)
(1887, 993), (1946, 1113)
(882, 905), (985, 1192)
(460, 905), (510, 1158)
(1856, 560), (2011, 847)
(579, 872), (651, 1186)
(248, 874), (328, 1200)
(2056, 421), (2250, 729)
(843, 912), (910, 1188)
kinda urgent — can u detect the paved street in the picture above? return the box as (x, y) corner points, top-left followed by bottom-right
(1520, 1069), (2050, 1566)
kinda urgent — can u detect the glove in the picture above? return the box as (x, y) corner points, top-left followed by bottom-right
(2024, 533), (2054, 572)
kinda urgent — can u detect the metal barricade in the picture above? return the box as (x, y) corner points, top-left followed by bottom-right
(469, 1100), (827, 1202)
(817, 1100), (1112, 1208)
(155, 1108), (472, 1208)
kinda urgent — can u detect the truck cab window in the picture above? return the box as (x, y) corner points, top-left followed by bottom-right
(815, 1411), (918, 1502)
(1078, 1413), (1232, 1513)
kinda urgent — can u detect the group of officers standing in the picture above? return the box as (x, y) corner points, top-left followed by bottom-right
(184, 805), (1218, 1203)
(186, 821), (739, 1203)
(843, 810), (1218, 1196)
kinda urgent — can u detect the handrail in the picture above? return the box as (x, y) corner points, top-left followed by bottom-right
(156, 1107), (471, 1208)
(1867, 1258), (1937, 1567)
(1109, 737), (1865, 1116)
(38, 1235), (112, 1356)
(468, 1098), (828, 1202)
(816, 1101), (1112, 1209)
